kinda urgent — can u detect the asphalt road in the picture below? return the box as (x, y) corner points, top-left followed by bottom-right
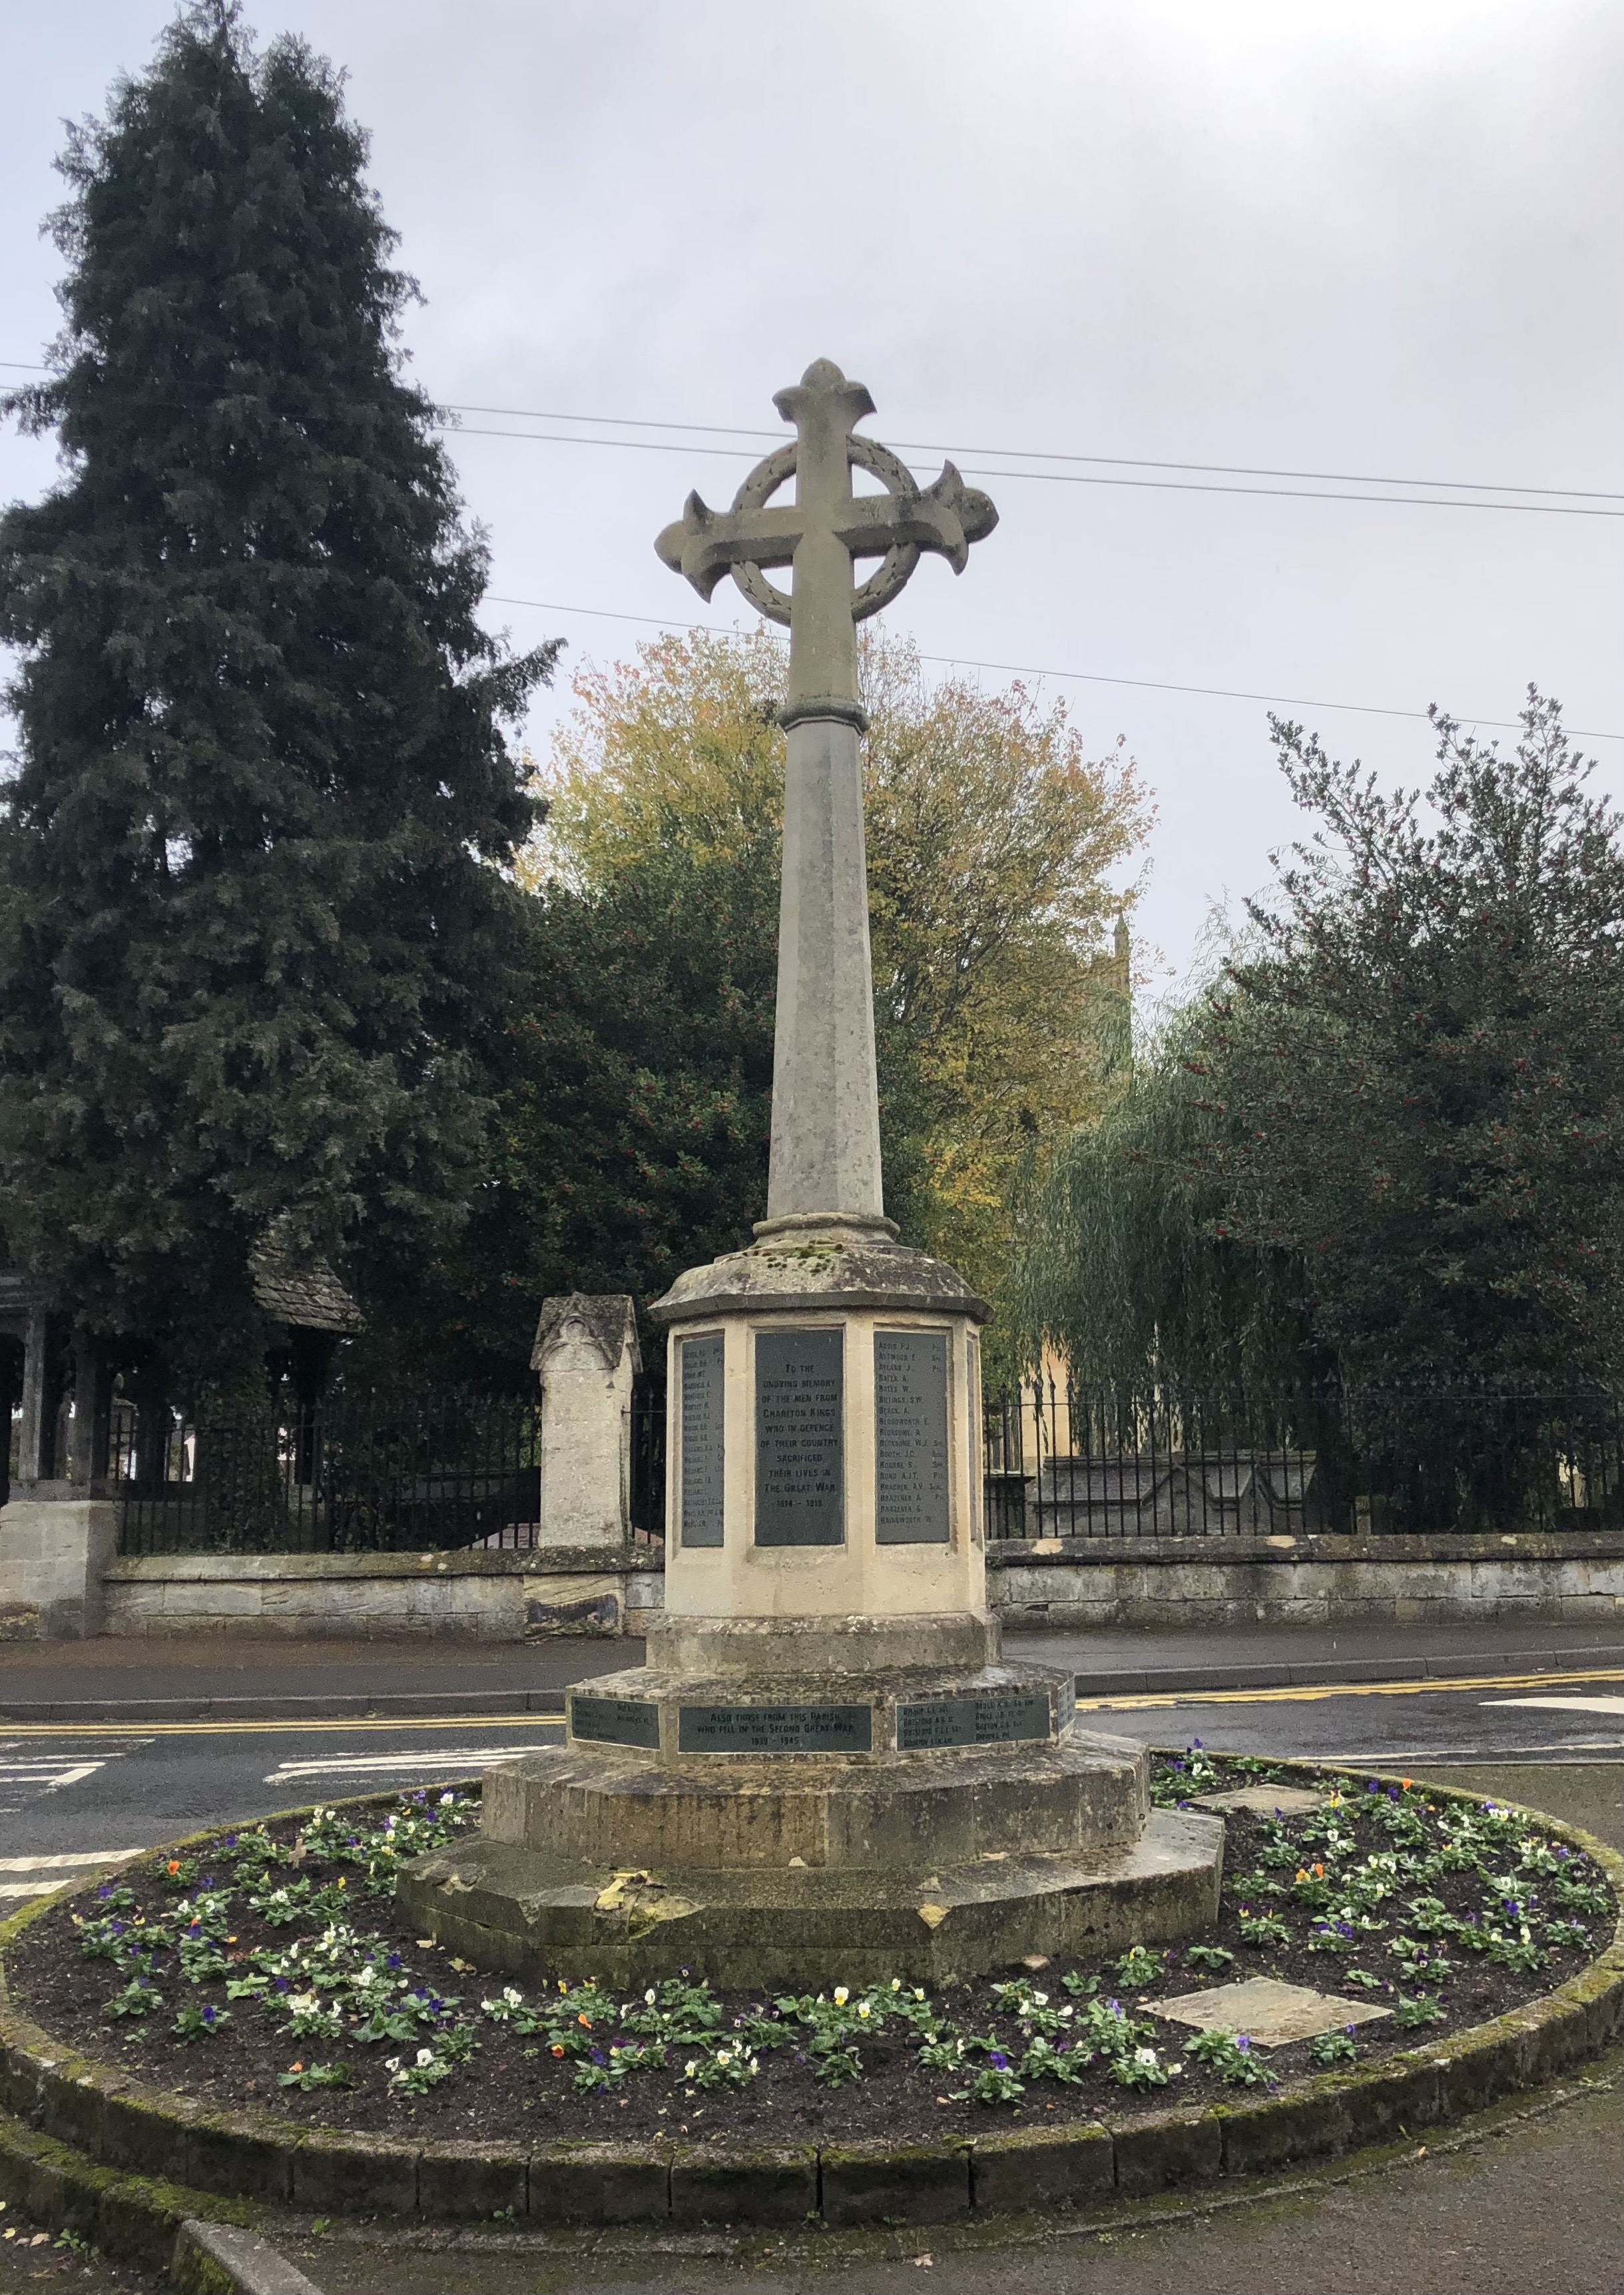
(1, 1668), (1617, 1886)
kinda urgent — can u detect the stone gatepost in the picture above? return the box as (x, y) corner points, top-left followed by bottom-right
(531, 1296), (641, 1553)
(0, 1305), (120, 1639)
(401, 364), (1222, 1985)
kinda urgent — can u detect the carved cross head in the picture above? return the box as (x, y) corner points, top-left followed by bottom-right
(655, 359), (997, 720)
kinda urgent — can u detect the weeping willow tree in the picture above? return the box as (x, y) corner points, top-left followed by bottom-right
(1013, 977), (1323, 1407)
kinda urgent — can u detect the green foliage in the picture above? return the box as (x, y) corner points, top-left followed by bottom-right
(1015, 977), (1318, 1396)
(1019, 691), (1624, 1405)
(172, 2001), (230, 2042)
(1185, 2027), (1270, 2086)
(0, 3), (554, 1380)
(1183, 1944), (1235, 1974)
(432, 625), (1147, 1379)
(1392, 1991), (1447, 2029)
(1216, 693), (1624, 1393)
(277, 2061), (352, 2091)
(1307, 2029), (1360, 2067)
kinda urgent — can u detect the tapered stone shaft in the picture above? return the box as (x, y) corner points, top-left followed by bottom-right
(766, 716), (885, 1224)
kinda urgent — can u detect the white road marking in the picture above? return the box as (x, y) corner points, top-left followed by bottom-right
(1482, 1696), (1624, 1716)
(0, 1850), (144, 1872)
(262, 1744), (549, 1785)
(0, 1763), (105, 1789)
(0, 1846), (146, 1900)
(0, 1737), (151, 1823)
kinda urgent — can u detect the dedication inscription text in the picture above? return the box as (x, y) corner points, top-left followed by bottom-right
(678, 1703), (873, 1754)
(679, 1332), (725, 1547)
(896, 1691), (1053, 1751)
(754, 1328), (844, 1546)
(570, 1695), (662, 1750)
(874, 1330), (950, 1544)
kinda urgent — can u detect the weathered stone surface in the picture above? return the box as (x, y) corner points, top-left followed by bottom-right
(398, 1805), (1223, 1989)
(415, 2141), (528, 2220)
(0, 1499), (119, 1640)
(1154, 1977), (1390, 2047)
(527, 2143), (668, 2224)
(1110, 2104), (1222, 2195)
(1215, 2081), (1356, 2174)
(988, 1529), (1622, 1629)
(650, 1232), (988, 1327)
(561, 1653), (1077, 1764)
(644, 1610), (998, 1676)
(531, 1294), (640, 1554)
(669, 2143), (816, 2226)
(290, 2129), (416, 2214)
(654, 360), (994, 1230)
(1192, 1785), (1328, 1816)
(485, 1709), (1140, 1871)
(819, 2136), (971, 2226)
(970, 2119), (1114, 2212)
(96, 1545), (660, 1641)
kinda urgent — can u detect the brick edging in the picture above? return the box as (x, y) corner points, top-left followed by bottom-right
(0, 1767), (1618, 2232)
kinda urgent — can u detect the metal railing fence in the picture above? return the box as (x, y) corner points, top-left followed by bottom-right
(115, 1384), (667, 1557)
(112, 1376), (1620, 1556)
(981, 1377), (1623, 1540)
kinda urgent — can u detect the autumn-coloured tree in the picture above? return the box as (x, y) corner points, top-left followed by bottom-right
(519, 627), (1148, 1325)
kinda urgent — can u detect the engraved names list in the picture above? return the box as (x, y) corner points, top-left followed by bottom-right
(754, 1328), (844, 1545)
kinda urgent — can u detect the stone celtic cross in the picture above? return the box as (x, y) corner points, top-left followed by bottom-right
(657, 362), (998, 1232)
(656, 358), (997, 728)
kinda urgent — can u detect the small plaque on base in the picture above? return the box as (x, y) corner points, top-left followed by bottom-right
(677, 1702), (873, 1754)
(896, 1690), (1053, 1750)
(571, 1695), (661, 1750)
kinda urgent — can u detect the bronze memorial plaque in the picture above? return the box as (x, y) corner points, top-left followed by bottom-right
(677, 1703), (873, 1754)
(570, 1696), (662, 1750)
(896, 1690), (1053, 1750)
(874, 1329), (950, 1544)
(754, 1328), (844, 1546)
(679, 1332), (725, 1547)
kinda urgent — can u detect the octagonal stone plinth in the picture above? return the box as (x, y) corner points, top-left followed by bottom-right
(398, 1800), (1222, 1991)
(563, 1655), (1077, 1768)
(399, 1704), (1224, 1987)
(481, 1722), (1143, 1874)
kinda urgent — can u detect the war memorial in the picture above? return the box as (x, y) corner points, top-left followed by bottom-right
(400, 359), (1223, 1983)
(0, 366), (1614, 2261)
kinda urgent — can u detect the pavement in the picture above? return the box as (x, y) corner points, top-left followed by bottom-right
(273, 2055), (1624, 2295)
(0, 1615), (1616, 1720)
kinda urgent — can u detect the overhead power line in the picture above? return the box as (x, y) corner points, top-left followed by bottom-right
(4, 359), (1618, 513)
(445, 399), (1622, 505)
(451, 425), (1620, 516)
(483, 593), (1624, 742)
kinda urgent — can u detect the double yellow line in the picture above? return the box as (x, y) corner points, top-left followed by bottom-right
(1076, 1665), (1622, 1714)
(0, 1666), (1616, 1735)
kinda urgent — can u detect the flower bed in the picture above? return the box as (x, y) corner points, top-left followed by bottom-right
(2, 1751), (1614, 2155)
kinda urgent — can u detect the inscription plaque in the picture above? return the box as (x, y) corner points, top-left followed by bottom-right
(571, 1694), (661, 1750)
(754, 1328), (844, 1546)
(679, 1332), (725, 1547)
(896, 1690), (1053, 1751)
(874, 1330), (950, 1544)
(678, 1703), (873, 1754)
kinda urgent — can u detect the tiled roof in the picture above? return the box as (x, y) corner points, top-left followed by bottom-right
(248, 1230), (364, 1334)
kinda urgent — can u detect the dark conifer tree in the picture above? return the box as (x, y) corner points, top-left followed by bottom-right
(0, 3), (556, 1389)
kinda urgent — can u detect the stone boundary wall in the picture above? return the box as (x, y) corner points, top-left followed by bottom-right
(93, 1528), (1621, 1639)
(100, 1546), (665, 1641)
(987, 1529), (1623, 1631)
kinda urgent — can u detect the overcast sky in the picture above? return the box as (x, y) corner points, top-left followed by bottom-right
(3, 0), (1619, 987)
